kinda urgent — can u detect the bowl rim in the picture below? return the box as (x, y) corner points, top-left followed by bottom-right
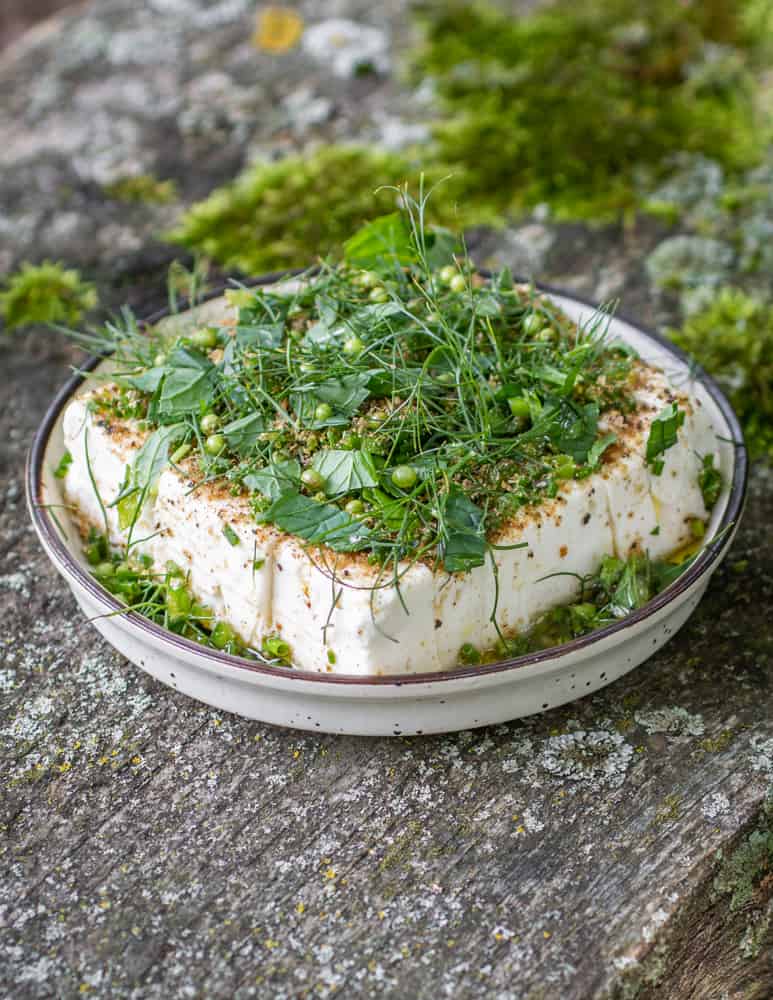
(26, 274), (748, 688)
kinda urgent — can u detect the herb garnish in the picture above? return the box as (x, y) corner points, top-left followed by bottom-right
(78, 188), (642, 584)
(646, 402), (685, 475)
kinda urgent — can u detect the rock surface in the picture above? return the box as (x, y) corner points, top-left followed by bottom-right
(2, 2), (773, 998)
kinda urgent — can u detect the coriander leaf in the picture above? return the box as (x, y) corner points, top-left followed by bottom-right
(157, 346), (218, 421)
(646, 403), (685, 475)
(586, 432), (617, 468)
(221, 412), (267, 456)
(343, 212), (414, 271)
(243, 459), (301, 501)
(440, 488), (487, 573)
(264, 492), (371, 551)
(312, 449), (380, 496)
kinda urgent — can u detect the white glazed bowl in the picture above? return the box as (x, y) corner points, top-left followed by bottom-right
(27, 283), (748, 735)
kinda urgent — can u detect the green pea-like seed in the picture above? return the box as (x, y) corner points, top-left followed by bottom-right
(211, 621), (238, 650)
(191, 327), (219, 350)
(301, 468), (324, 491)
(204, 433), (226, 455)
(369, 286), (389, 303)
(95, 561), (115, 578)
(449, 274), (467, 293)
(314, 402), (333, 422)
(200, 413), (219, 434)
(366, 409), (387, 429)
(153, 353), (167, 367)
(345, 499), (365, 515)
(391, 465), (418, 489)
(355, 270), (378, 289)
(522, 312), (543, 335)
(340, 432), (360, 450)
(554, 455), (576, 481)
(438, 264), (456, 284)
(507, 397), (531, 420)
(343, 335), (365, 356)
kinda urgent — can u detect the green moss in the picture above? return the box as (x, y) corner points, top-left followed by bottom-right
(167, 147), (470, 273)
(0, 261), (97, 331)
(379, 820), (424, 872)
(104, 174), (178, 204)
(699, 729), (735, 753)
(668, 287), (773, 459)
(410, 0), (768, 220)
(714, 806), (773, 913)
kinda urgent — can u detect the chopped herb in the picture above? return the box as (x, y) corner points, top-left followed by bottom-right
(222, 523), (240, 546)
(53, 450), (73, 479)
(698, 454), (723, 510)
(646, 403), (685, 475)
(262, 634), (292, 664)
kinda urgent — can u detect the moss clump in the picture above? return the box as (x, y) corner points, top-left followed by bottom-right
(714, 815), (773, 913)
(411, 0), (768, 219)
(104, 174), (178, 204)
(167, 147), (469, 273)
(668, 287), (773, 459)
(0, 261), (97, 331)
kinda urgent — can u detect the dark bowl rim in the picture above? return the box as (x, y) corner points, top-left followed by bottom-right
(26, 273), (748, 688)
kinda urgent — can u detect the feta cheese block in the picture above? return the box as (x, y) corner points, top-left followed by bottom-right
(62, 362), (718, 676)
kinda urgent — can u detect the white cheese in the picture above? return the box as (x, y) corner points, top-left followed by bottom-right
(62, 364), (717, 675)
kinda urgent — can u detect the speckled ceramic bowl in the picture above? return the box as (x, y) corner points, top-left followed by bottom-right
(27, 283), (747, 735)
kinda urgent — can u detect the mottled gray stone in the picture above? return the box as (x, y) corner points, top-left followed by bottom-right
(1, 2), (773, 998)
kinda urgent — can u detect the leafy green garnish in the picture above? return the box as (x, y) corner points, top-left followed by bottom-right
(156, 347), (218, 422)
(263, 492), (371, 552)
(646, 403), (685, 475)
(75, 191), (648, 589)
(312, 450), (380, 496)
(441, 489), (487, 573)
(115, 424), (186, 531)
(546, 400), (601, 465)
(343, 212), (415, 271)
(221, 413), (266, 456)
(53, 450), (73, 479)
(586, 433), (617, 469)
(222, 523), (239, 547)
(698, 454), (723, 510)
(243, 460), (301, 501)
